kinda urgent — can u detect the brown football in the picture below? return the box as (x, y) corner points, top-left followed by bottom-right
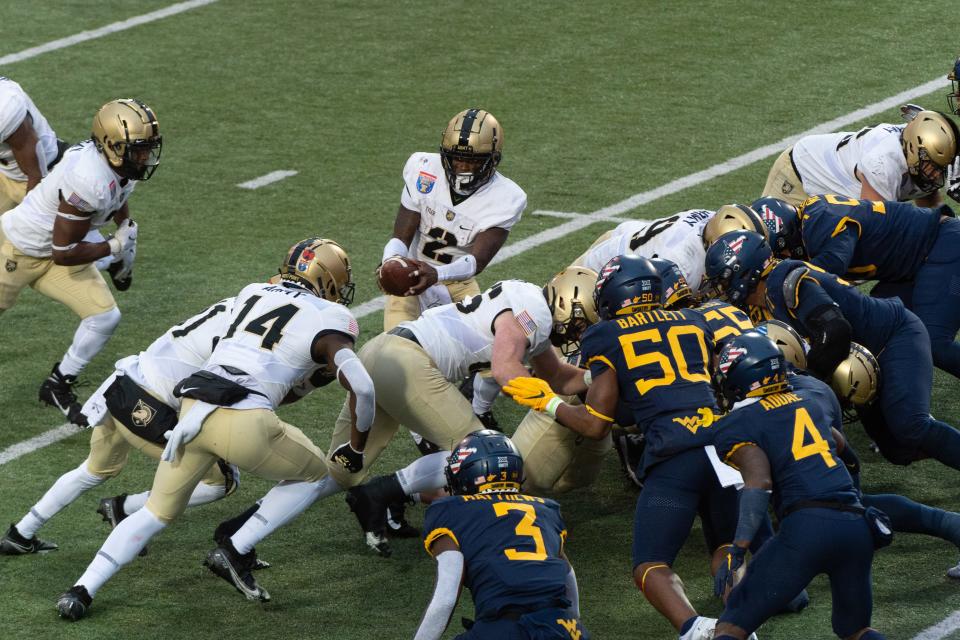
(378, 257), (419, 296)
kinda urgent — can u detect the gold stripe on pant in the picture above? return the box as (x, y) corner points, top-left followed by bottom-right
(326, 333), (482, 488)
(145, 400), (328, 523)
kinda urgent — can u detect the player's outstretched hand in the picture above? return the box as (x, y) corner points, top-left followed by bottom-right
(503, 376), (558, 413)
(331, 442), (364, 473)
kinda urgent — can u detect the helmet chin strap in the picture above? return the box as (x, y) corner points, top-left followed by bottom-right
(451, 173), (475, 195)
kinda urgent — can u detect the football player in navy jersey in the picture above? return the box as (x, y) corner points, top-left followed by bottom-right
(771, 194), (960, 378)
(505, 255), (740, 640)
(414, 430), (587, 640)
(711, 332), (887, 640)
(704, 230), (960, 474)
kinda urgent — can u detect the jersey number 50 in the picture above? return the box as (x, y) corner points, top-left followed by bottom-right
(618, 325), (710, 395)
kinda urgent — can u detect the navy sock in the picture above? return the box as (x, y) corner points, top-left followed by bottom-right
(859, 630), (887, 639)
(679, 616), (697, 636)
(862, 493), (960, 548)
(919, 418), (960, 470)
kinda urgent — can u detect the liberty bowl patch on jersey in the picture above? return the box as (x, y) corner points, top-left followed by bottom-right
(417, 171), (437, 194)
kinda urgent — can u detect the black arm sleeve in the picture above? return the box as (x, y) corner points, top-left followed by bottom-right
(802, 303), (852, 379)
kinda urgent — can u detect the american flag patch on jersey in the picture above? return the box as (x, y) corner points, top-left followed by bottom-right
(515, 310), (537, 335)
(66, 192), (91, 210)
(347, 318), (359, 336)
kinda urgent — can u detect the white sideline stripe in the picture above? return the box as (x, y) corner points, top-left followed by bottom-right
(0, 423), (78, 465)
(237, 170), (298, 190)
(0, 78), (950, 473)
(533, 210), (633, 224)
(0, 0), (220, 67)
(912, 610), (960, 640)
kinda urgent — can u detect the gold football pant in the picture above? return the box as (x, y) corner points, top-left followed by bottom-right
(327, 333), (482, 488)
(382, 277), (480, 331)
(570, 229), (614, 269)
(0, 174), (27, 214)
(761, 147), (809, 207)
(0, 225), (116, 316)
(512, 395), (613, 493)
(145, 400), (328, 523)
(85, 411), (227, 489)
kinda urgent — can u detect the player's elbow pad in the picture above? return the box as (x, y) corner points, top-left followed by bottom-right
(804, 304), (851, 379)
(435, 254), (477, 282)
(334, 349), (375, 432)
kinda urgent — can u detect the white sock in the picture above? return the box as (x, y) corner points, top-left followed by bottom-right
(122, 491), (148, 514)
(16, 463), (106, 538)
(75, 508), (166, 596)
(231, 477), (341, 554)
(60, 308), (122, 377)
(397, 451), (449, 495)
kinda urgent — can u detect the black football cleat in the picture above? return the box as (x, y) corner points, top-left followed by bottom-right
(212, 511), (271, 571)
(345, 475), (406, 557)
(0, 523), (58, 555)
(38, 363), (88, 427)
(386, 500), (420, 539)
(107, 261), (132, 291)
(56, 585), (92, 621)
(475, 411), (501, 432)
(204, 541), (271, 602)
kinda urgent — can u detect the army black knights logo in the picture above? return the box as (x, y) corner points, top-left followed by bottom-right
(131, 399), (156, 427)
(5, 259), (16, 272)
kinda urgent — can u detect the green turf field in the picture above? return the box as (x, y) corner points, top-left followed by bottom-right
(2, 1), (960, 638)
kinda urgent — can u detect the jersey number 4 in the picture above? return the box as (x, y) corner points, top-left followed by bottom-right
(493, 503), (547, 562)
(224, 295), (300, 350)
(791, 407), (837, 468)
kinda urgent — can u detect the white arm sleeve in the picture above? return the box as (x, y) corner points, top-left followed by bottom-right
(334, 348), (375, 432)
(382, 237), (410, 263)
(435, 254), (477, 282)
(414, 550), (464, 640)
(565, 564), (580, 618)
(471, 373), (501, 415)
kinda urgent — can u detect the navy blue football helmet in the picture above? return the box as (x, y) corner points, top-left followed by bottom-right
(445, 429), (524, 495)
(949, 57), (960, 115)
(703, 231), (773, 307)
(714, 331), (789, 407)
(752, 197), (806, 259)
(649, 258), (693, 309)
(594, 255), (662, 320)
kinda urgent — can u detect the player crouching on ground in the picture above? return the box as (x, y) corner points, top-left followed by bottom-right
(414, 430), (588, 640)
(55, 238), (372, 619)
(711, 332), (888, 640)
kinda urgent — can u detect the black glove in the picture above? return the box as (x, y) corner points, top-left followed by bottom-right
(476, 411), (501, 432)
(331, 442), (364, 473)
(107, 261), (132, 291)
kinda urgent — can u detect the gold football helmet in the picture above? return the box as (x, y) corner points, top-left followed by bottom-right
(830, 343), (880, 407)
(543, 267), (599, 356)
(902, 110), (958, 191)
(440, 108), (502, 195)
(756, 319), (807, 369)
(92, 99), (162, 181)
(701, 204), (769, 250)
(279, 238), (355, 305)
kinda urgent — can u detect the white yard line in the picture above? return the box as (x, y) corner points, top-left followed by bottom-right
(237, 170), (298, 190)
(0, 0), (220, 67)
(912, 610), (960, 640)
(0, 423), (78, 465)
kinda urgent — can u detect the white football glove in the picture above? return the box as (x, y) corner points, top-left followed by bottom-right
(113, 241), (137, 281)
(946, 156), (960, 204)
(107, 219), (138, 258)
(161, 401), (216, 463)
(899, 103), (924, 122)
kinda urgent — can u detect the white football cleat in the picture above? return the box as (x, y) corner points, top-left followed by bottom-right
(947, 559), (960, 579)
(679, 616), (716, 640)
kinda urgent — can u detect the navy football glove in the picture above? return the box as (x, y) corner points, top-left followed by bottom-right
(714, 545), (747, 597)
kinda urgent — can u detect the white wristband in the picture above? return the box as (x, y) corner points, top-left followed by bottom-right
(382, 237), (409, 264)
(583, 369), (592, 387)
(108, 236), (122, 256)
(434, 254), (477, 282)
(545, 396), (563, 419)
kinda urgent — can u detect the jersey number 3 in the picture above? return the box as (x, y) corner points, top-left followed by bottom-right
(493, 503), (547, 561)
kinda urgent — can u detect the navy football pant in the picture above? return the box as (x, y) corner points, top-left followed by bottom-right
(632, 448), (739, 567)
(720, 508), (875, 637)
(456, 608), (589, 640)
(862, 493), (960, 549)
(872, 218), (960, 379)
(867, 312), (960, 470)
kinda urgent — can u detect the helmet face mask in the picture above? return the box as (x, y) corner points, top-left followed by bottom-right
(92, 99), (162, 181)
(901, 110), (959, 192)
(544, 267), (600, 356)
(440, 108), (502, 196)
(445, 430), (524, 495)
(278, 238), (354, 305)
(948, 57), (960, 116)
(594, 255), (663, 321)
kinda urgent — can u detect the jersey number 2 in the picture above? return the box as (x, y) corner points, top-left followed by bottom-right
(493, 503), (547, 561)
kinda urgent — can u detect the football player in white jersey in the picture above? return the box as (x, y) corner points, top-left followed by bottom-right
(762, 111), (959, 207)
(0, 98), (162, 426)
(1, 297), (239, 556)
(55, 238), (375, 619)
(573, 204), (768, 295)
(0, 77), (59, 212)
(378, 107), (527, 330)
